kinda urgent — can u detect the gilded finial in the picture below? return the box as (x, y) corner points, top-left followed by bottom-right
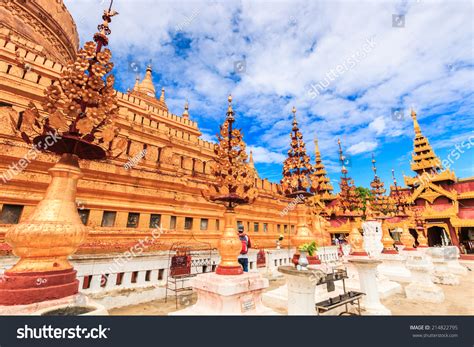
(182, 100), (189, 119)
(314, 135), (320, 155)
(93, 0), (118, 51)
(227, 94), (234, 120)
(411, 108), (422, 136)
(160, 87), (165, 102)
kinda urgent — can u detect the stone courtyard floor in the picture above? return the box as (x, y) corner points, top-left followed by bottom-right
(109, 261), (474, 316)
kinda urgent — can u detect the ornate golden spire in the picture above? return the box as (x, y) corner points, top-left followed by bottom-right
(182, 100), (189, 119)
(248, 149), (259, 178)
(160, 87), (165, 102)
(369, 155), (395, 217)
(310, 135), (333, 200)
(132, 75), (140, 91)
(411, 108), (422, 136)
(138, 64), (156, 97)
(314, 136), (320, 157)
(391, 169), (410, 216)
(12, 1), (122, 160)
(204, 95), (257, 208)
(336, 139), (363, 215)
(281, 107), (314, 197)
(409, 108), (442, 175)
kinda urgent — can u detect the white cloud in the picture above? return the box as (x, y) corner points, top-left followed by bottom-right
(64, 0), (474, 171)
(248, 146), (286, 164)
(347, 141), (378, 155)
(368, 116), (386, 135)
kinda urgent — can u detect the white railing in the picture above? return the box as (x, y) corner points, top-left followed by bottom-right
(317, 246), (340, 263)
(0, 248), (297, 309)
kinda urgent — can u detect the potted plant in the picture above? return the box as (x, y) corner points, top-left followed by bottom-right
(292, 241), (321, 267)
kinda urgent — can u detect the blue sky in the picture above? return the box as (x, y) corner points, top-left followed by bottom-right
(65, 0), (474, 190)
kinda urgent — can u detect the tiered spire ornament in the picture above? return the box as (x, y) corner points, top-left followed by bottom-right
(307, 136), (333, 246)
(11, 2), (122, 160)
(281, 107), (319, 249)
(391, 169), (411, 217)
(310, 136), (334, 200)
(336, 139), (366, 255)
(336, 139), (363, 216)
(1, 1), (123, 306)
(369, 156), (397, 253)
(369, 155), (396, 218)
(410, 109), (442, 175)
(203, 95), (257, 275)
(281, 107), (315, 198)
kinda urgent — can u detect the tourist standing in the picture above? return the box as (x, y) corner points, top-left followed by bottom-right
(238, 225), (251, 272)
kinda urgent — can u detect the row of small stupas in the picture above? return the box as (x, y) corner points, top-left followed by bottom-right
(303, 108), (474, 250)
(0, 0), (472, 255)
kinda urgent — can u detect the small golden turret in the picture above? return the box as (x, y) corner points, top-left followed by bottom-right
(182, 100), (189, 119)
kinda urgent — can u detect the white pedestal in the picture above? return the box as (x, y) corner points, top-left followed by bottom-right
(377, 252), (412, 283)
(427, 248), (460, 285)
(262, 283), (346, 315)
(441, 246), (468, 276)
(0, 294), (108, 315)
(362, 220), (384, 257)
(335, 259), (401, 299)
(169, 272), (277, 315)
(349, 259), (391, 315)
(278, 266), (325, 315)
(405, 253), (444, 303)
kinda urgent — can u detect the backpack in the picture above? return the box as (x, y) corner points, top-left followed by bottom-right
(239, 234), (251, 254)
